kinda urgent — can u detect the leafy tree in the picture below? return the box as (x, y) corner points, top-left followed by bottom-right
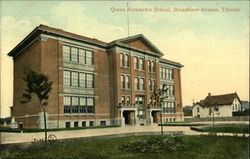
(21, 70), (52, 150)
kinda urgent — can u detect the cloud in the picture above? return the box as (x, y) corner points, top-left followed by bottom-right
(50, 1), (125, 42)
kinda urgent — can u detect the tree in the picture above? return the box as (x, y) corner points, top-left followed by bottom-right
(151, 84), (168, 135)
(21, 70), (52, 151)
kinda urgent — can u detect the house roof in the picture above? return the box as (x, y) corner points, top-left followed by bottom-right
(196, 93), (241, 107)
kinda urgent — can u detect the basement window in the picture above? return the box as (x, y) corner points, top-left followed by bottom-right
(100, 121), (106, 126)
(65, 122), (70, 128)
(89, 121), (94, 126)
(74, 121), (79, 127)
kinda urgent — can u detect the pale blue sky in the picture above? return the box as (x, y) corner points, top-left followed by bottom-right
(0, 1), (249, 117)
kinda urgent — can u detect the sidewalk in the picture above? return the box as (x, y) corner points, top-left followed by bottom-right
(0, 124), (248, 145)
(0, 125), (197, 144)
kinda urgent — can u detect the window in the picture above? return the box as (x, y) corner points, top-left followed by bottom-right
(82, 121), (86, 127)
(162, 101), (175, 113)
(71, 72), (78, 87)
(120, 53), (124, 67)
(168, 69), (173, 79)
(134, 77), (139, 90)
(71, 47), (78, 62)
(87, 98), (94, 113)
(151, 61), (155, 72)
(71, 97), (79, 113)
(79, 49), (85, 64)
(79, 73), (85, 87)
(64, 96), (71, 113)
(65, 122), (70, 128)
(64, 71), (71, 86)
(74, 121), (79, 127)
(139, 110), (144, 119)
(64, 71), (94, 88)
(168, 85), (174, 95)
(148, 60), (151, 72)
(148, 79), (152, 91)
(121, 96), (125, 104)
(161, 68), (173, 80)
(126, 96), (131, 104)
(160, 68), (163, 78)
(139, 58), (144, 70)
(63, 45), (93, 65)
(197, 107), (200, 113)
(64, 96), (94, 114)
(140, 78), (144, 90)
(126, 75), (130, 89)
(79, 97), (86, 113)
(100, 121), (106, 126)
(152, 80), (156, 92)
(86, 74), (94, 88)
(121, 75), (125, 88)
(135, 95), (145, 105)
(63, 46), (70, 61)
(134, 57), (138, 69)
(89, 121), (94, 126)
(86, 50), (93, 65)
(164, 68), (167, 79)
(125, 54), (129, 67)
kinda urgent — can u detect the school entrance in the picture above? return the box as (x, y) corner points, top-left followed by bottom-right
(123, 110), (135, 125)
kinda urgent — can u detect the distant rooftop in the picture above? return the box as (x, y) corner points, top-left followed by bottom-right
(196, 92), (241, 107)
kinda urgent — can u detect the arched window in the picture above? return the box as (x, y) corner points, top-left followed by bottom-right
(126, 75), (130, 89)
(151, 61), (155, 72)
(134, 57), (138, 69)
(121, 75), (125, 88)
(120, 53), (124, 67)
(125, 54), (129, 67)
(148, 60), (151, 72)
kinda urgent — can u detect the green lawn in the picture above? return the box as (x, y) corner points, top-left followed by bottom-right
(0, 125), (119, 133)
(0, 135), (249, 159)
(202, 125), (249, 134)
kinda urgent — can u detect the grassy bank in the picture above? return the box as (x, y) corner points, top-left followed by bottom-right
(201, 125), (249, 134)
(0, 135), (248, 159)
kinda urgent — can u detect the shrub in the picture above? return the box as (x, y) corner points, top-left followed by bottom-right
(119, 135), (189, 153)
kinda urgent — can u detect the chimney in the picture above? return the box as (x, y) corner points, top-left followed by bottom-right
(208, 93), (211, 96)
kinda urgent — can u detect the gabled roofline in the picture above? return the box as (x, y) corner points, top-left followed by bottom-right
(8, 26), (40, 57)
(107, 41), (162, 57)
(108, 34), (164, 57)
(8, 25), (107, 57)
(8, 25), (171, 60)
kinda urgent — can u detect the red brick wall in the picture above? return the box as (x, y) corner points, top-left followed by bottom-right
(40, 38), (60, 115)
(94, 49), (111, 117)
(173, 68), (183, 114)
(12, 39), (43, 120)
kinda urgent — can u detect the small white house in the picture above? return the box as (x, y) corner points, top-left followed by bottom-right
(192, 93), (242, 118)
